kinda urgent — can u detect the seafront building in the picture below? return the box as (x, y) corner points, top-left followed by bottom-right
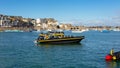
(0, 14), (11, 27)
(59, 23), (72, 30)
(35, 18), (58, 30)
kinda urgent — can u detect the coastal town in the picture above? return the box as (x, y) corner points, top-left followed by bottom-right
(1, 0), (120, 67)
(0, 14), (120, 32)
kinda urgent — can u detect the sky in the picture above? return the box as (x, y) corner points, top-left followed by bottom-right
(0, 0), (120, 26)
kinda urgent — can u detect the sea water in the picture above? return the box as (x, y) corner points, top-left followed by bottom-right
(0, 31), (120, 68)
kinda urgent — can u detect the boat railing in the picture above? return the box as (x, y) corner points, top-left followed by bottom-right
(38, 33), (84, 40)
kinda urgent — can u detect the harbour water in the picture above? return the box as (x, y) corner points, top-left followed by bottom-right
(0, 31), (120, 68)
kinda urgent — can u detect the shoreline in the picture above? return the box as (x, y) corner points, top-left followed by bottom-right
(0, 26), (120, 32)
(0, 27), (33, 32)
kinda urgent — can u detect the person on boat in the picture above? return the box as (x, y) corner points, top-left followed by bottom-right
(110, 48), (114, 56)
(45, 34), (49, 39)
(110, 48), (117, 60)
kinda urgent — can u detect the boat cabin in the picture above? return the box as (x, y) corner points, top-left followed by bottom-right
(37, 31), (65, 40)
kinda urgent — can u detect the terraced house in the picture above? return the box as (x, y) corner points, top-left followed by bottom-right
(0, 14), (11, 27)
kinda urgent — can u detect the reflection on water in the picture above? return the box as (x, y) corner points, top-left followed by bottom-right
(106, 61), (120, 68)
(36, 43), (82, 48)
(34, 43), (84, 68)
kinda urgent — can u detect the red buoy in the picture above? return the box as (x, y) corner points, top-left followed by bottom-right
(105, 54), (112, 61)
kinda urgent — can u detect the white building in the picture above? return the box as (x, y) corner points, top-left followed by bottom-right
(35, 18), (58, 30)
(0, 15), (11, 27)
(36, 18), (41, 26)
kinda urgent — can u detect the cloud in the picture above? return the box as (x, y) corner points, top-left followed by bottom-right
(59, 15), (120, 26)
(112, 16), (120, 20)
(59, 19), (84, 26)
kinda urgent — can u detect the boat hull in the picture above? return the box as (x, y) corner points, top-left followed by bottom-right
(37, 36), (84, 44)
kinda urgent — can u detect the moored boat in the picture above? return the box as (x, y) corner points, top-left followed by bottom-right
(105, 49), (120, 61)
(72, 30), (85, 33)
(72, 29), (88, 33)
(100, 29), (110, 33)
(36, 31), (84, 44)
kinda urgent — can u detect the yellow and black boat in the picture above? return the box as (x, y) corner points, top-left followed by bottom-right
(36, 31), (84, 44)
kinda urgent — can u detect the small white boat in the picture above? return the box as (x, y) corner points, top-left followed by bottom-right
(113, 29), (120, 31)
(100, 29), (110, 33)
(72, 29), (87, 33)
